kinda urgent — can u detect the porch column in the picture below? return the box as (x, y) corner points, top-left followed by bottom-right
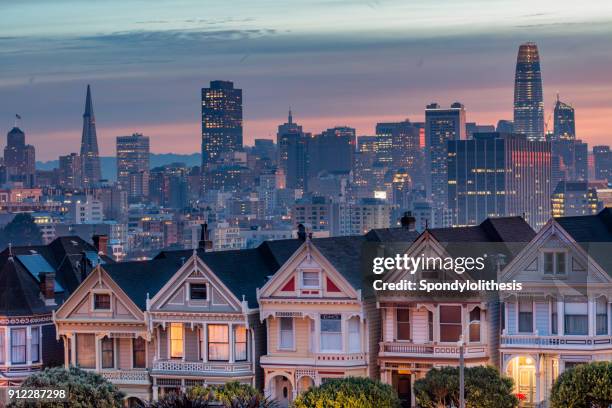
(95, 336), (101, 370)
(5, 329), (11, 366)
(342, 315), (348, 352)
(557, 300), (564, 335)
(410, 374), (416, 408)
(229, 323), (235, 363)
(201, 324), (208, 362)
(63, 336), (70, 369)
(314, 314), (321, 353)
(433, 306), (440, 343)
(70, 333), (76, 366)
(152, 385), (159, 401)
(535, 354), (541, 403)
(26, 326), (32, 365)
(588, 298), (596, 337)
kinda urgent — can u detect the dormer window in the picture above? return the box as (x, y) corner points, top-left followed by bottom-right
(94, 293), (111, 310)
(190, 283), (207, 300)
(301, 271), (320, 288)
(543, 251), (566, 275)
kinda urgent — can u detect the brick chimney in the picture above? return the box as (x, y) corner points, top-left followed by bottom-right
(39, 272), (56, 306)
(92, 234), (108, 256)
(400, 211), (416, 231)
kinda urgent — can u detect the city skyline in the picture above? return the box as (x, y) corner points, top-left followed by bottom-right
(2, 1), (612, 160)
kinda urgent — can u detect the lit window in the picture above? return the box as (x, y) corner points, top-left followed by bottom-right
(170, 323), (183, 358)
(208, 325), (229, 361)
(234, 326), (247, 361)
(76, 333), (95, 368)
(469, 308), (481, 343)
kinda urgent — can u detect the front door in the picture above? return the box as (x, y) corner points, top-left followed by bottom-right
(518, 366), (535, 404)
(397, 374), (412, 407)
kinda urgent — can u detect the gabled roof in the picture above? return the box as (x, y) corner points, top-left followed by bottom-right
(0, 255), (51, 317)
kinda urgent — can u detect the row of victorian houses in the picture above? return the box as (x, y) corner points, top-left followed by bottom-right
(2, 210), (612, 407)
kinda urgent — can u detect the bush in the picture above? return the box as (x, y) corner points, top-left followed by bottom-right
(187, 382), (273, 408)
(414, 366), (518, 408)
(550, 361), (612, 408)
(148, 393), (211, 408)
(8, 366), (124, 408)
(292, 376), (401, 408)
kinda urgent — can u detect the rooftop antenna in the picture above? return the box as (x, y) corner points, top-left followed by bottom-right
(288, 107), (293, 124)
(8, 243), (13, 260)
(14, 114), (21, 128)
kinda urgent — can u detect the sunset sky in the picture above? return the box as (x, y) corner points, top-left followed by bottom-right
(1, 0), (612, 161)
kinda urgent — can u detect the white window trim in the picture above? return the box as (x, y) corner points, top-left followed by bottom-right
(167, 323), (185, 360)
(91, 289), (113, 312)
(299, 269), (321, 289)
(437, 304), (464, 344)
(277, 317), (295, 351)
(319, 314), (343, 353)
(541, 249), (568, 276)
(187, 281), (210, 303)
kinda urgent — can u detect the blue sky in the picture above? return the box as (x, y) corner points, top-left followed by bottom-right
(1, 0), (612, 160)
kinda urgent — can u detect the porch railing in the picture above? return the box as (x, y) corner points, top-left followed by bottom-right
(152, 360), (252, 373)
(501, 334), (612, 349)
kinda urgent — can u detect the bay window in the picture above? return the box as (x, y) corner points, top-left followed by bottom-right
(439, 306), (462, 342)
(396, 309), (411, 341)
(469, 307), (481, 343)
(101, 337), (114, 369)
(518, 299), (533, 333)
(234, 326), (247, 361)
(320, 314), (342, 352)
(597, 298), (608, 335)
(348, 317), (360, 352)
(133, 337), (146, 368)
(565, 302), (588, 335)
(208, 325), (229, 361)
(170, 323), (183, 358)
(11, 328), (26, 364)
(279, 317), (294, 350)
(31, 327), (40, 363)
(76, 333), (95, 368)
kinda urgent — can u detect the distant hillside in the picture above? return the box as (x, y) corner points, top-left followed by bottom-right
(36, 153), (201, 181)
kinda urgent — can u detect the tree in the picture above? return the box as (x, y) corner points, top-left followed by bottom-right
(414, 366), (518, 408)
(550, 361), (612, 408)
(292, 376), (401, 408)
(8, 366), (124, 408)
(0, 213), (43, 249)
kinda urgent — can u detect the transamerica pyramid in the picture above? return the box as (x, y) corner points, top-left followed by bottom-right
(80, 84), (102, 186)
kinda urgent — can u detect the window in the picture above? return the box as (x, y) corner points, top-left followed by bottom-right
(428, 311), (434, 342)
(565, 302), (588, 335)
(234, 326), (247, 361)
(348, 317), (361, 352)
(31, 327), (40, 363)
(0, 329), (4, 364)
(302, 271), (320, 288)
(469, 308), (481, 343)
(551, 303), (558, 335)
(76, 333), (95, 368)
(519, 300), (533, 333)
(396, 309), (411, 341)
(10, 328), (26, 364)
(94, 293), (111, 310)
(190, 284), (207, 300)
(133, 337), (146, 368)
(208, 325), (229, 361)
(597, 298), (608, 335)
(320, 314), (342, 352)
(439, 306), (462, 342)
(170, 323), (183, 358)
(101, 337), (114, 369)
(279, 317), (294, 350)
(543, 252), (566, 275)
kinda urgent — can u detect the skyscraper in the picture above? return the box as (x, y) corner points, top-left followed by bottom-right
(308, 126), (356, 182)
(3, 126), (35, 187)
(376, 119), (423, 187)
(116, 133), (150, 202)
(553, 95), (576, 141)
(59, 153), (82, 190)
(277, 110), (309, 190)
(80, 85), (102, 187)
(425, 102), (466, 208)
(201, 80), (243, 167)
(594, 145), (612, 183)
(448, 132), (551, 230)
(513, 42), (545, 141)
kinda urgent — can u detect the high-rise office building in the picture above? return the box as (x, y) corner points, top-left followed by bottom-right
(277, 110), (309, 190)
(80, 85), (102, 187)
(308, 126), (356, 183)
(376, 120), (423, 187)
(496, 120), (514, 134)
(594, 146), (612, 183)
(574, 140), (589, 181)
(513, 42), (545, 141)
(59, 153), (82, 190)
(448, 132), (551, 230)
(201, 80), (243, 167)
(551, 181), (599, 217)
(553, 95), (576, 141)
(3, 126), (35, 187)
(116, 133), (150, 202)
(425, 102), (466, 208)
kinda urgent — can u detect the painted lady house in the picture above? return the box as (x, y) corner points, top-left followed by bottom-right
(499, 208), (612, 407)
(371, 216), (534, 408)
(257, 230), (378, 407)
(0, 236), (111, 402)
(54, 241), (270, 406)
